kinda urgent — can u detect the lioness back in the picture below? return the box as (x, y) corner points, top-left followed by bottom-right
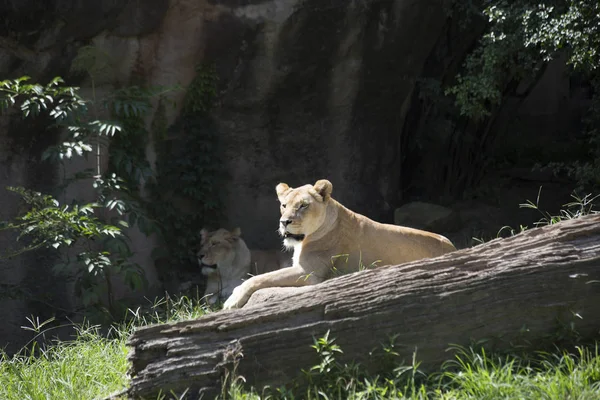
(350, 211), (456, 266)
(250, 250), (293, 275)
(294, 198), (456, 276)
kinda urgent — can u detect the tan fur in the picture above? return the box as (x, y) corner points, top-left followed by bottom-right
(223, 179), (456, 309)
(198, 227), (290, 304)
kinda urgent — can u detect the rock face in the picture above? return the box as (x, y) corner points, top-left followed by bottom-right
(0, 0), (590, 351)
(212, 0), (454, 249)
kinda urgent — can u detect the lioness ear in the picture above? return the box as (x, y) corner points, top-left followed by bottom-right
(313, 179), (332, 201)
(200, 228), (208, 242)
(276, 183), (290, 200)
(226, 227), (241, 243)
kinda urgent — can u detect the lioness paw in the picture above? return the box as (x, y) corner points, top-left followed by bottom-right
(222, 294), (241, 310)
(223, 286), (248, 310)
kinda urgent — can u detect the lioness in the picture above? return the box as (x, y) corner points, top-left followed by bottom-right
(223, 179), (456, 309)
(198, 227), (291, 304)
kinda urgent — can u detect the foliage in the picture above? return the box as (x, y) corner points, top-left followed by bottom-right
(183, 63), (218, 115)
(446, 0), (600, 192)
(297, 332), (426, 399)
(223, 331), (600, 399)
(304, 330), (346, 385)
(519, 190), (599, 227)
(148, 64), (224, 278)
(0, 186), (147, 310)
(520, 1), (600, 69)
(223, 331), (427, 399)
(124, 293), (215, 327)
(103, 87), (171, 238)
(445, 14), (540, 120)
(70, 44), (115, 86)
(493, 188), (598, 240)
(543, 76), (600, 191)
(149, 117), (225, 271)
(107, 83), (181, 165)
(0, 75), (161, 320)
(2, 186), (118, 252)
(0, 59), (223, 318)
(448, 0), (600, 120)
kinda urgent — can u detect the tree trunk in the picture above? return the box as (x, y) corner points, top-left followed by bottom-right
(124, 215), (600, 399)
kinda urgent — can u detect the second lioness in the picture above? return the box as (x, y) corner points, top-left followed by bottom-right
(198, 227), (291, 304)
(223, 179), (456, 309)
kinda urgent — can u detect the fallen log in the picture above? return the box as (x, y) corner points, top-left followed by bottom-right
(125, 215), (600, 399)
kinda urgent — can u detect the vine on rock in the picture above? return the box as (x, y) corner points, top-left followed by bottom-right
(148, 64), (225, 285)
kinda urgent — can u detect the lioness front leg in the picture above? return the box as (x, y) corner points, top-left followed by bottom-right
(222, 265), (322, 310)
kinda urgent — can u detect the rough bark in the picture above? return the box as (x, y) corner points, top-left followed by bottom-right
(124, 215), (600, 399)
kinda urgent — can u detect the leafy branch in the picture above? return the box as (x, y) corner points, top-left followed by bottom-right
(0, 75), (159, 320)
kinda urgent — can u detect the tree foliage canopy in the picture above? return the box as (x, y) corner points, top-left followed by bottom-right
(449, 0), (600, 119)
(445, 0), (600, 190)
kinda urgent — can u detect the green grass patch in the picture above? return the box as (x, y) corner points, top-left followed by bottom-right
(226, 342), (600, 399)
(0, 324), (128, 400)
(0, 295), (213, 400)
(437, 346), (600, 400)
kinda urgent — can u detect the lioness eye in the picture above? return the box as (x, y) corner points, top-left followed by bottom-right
(281, 204), (286, 209)
(300, 203), (308, 209)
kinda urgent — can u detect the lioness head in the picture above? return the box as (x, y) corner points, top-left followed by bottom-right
(198, 227), (242, 267)
(276, 179), (333, 248)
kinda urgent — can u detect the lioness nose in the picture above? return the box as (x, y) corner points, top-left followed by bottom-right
(280, 219), (292, 227)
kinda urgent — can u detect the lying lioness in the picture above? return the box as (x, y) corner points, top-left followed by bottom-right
(198, 227), (291, 304)
(223, 179), (456, 309)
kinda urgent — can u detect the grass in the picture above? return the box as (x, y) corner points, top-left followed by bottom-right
(473, 189), (599, 244)
(0, 324), (129, 400)
(224, 340), (600, 400)
(0, 295), (214, 400)
(437, 346), (600, 400)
